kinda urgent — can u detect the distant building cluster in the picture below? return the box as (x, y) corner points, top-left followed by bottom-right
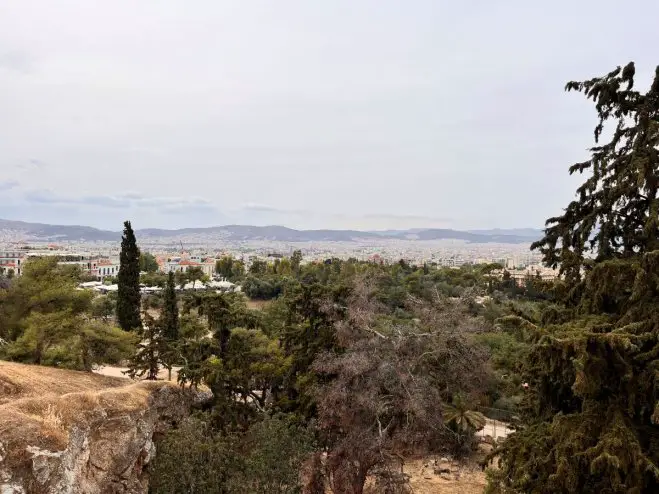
(1, 239), (558, 286)
(156, 253), (215, 278)
(0, 247), (120, 280)
(0, 247), (219, 282)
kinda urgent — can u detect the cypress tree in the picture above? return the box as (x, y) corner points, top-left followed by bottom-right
(117, 220), (142, 331)
(488, 63), (659, 493)
(161, 272), (179, 380)
(162, 272), (179, 341)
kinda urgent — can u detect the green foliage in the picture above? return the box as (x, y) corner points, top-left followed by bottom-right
(162, 272), (179, 341)
(124, 312), (165, 380)
(532, 62), (659, 287)
(216, 256), (245, 281)
(242, 274), (287, 300)
(151, 415), (313, 494)
(179, 325), (291, 428)
(179, 313), (208, 340)
(290, 250), (303, 277)
(232, 415), (315, 494)
(188, 266), (205, 287)
(140, 271), (168, 288)
(443, 395), (487, 452)
(159, 272), (180, 379)
(0, 257), (90, 343)
(150, 417), (238, 494)
(75, 321), (138, 371)
(0, 257), (136, 370)
(159, 254), (543, 494)
(138, 251), (159, 273)
(117, 220), (142, 331)
(90, 295), (115, 322)
(489, 63), (659, 493)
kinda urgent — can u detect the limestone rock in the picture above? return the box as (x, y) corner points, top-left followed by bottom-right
(0, 380), (209, 494)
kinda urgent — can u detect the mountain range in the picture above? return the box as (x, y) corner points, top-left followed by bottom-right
(0, 219), (543, 244)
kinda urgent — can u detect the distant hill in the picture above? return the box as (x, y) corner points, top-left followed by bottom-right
(467, 228), (543, 239)
(0, 219), (542, 244)
(0, 219), (119, 242)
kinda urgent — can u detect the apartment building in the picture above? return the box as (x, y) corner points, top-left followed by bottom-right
(0, 250), (24, 276)
(0, 249), (119, 280)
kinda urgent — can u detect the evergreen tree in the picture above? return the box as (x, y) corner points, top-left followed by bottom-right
(162, 272), (179, 341)
(161, 272), (180, 380)
(139, 251), (159, 273)
(125, 311), (165, 380)
(117, 220), (142, 331)
(0, 257), (136, 370)
(290, 250), (303, 277)
(488, 63), (659, 493)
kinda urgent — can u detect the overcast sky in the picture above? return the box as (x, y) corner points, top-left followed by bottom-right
(1, 0), (658, 231)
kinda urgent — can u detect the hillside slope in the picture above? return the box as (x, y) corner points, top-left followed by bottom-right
(0, 361), (207, 494)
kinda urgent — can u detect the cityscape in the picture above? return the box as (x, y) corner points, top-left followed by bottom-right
(0, 219), (557, 284)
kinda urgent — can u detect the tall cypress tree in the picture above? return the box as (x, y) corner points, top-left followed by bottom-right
(161, 272), (180, 380)
(162, 272), (179, 341)
(488, 63), (659, 493)
(117, 220), (142, 331)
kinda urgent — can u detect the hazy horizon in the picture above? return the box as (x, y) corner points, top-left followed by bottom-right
(2, 1), (659, 231)
(0, 216), (542, 233)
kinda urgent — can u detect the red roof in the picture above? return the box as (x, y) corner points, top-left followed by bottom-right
(178, 260), (200, 266)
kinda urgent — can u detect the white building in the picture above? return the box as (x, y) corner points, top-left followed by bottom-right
(0, 250), (24, 276)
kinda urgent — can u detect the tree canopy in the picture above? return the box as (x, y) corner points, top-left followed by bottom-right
(489, 62), (659, 494)
(117, 220), (142, 331)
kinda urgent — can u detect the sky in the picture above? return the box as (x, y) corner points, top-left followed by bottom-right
(1, 0), (658, 231)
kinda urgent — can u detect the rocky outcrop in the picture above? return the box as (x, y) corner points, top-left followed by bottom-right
(0, 377), (210, 494)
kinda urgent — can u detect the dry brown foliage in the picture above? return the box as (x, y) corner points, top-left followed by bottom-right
(310, 278), (491, 494)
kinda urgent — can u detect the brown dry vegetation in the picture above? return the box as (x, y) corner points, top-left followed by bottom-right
(0, 360), (128, 404)
(0, 360), (173, 469)
(245, 298), (270, 310)
(403, 460), (486, 494)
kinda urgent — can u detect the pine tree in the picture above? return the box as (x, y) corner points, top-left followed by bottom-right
(124, 312), (165, 380)
(117, 221), (142, 331)
(488, 63), (659, 493)
(161, 272), (179, 380)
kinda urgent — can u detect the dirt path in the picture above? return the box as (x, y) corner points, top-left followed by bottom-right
(93, 365), (180, 381)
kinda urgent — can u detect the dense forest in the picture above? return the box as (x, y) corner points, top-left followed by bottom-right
(0, 62), (657, 493)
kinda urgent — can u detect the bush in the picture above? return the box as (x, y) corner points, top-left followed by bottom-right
(150, 415), (314, 494)
(150, 417), (238, 494)
(234, 416), (315, 494)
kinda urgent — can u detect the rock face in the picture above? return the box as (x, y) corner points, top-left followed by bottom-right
(0, 370), (209, 494)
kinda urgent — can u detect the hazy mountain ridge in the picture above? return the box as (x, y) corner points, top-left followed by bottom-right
(0, 219), (542, 244)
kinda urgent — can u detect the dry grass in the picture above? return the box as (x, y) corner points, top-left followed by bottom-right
(403, 459), (487, 494)
(0, 360), (171, 469)
(0, 360), (128, 404)
(245, 299), (271, 310)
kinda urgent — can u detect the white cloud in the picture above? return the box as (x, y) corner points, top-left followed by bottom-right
(0, 180), (20, 192)
(22, 189), (216, 213)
